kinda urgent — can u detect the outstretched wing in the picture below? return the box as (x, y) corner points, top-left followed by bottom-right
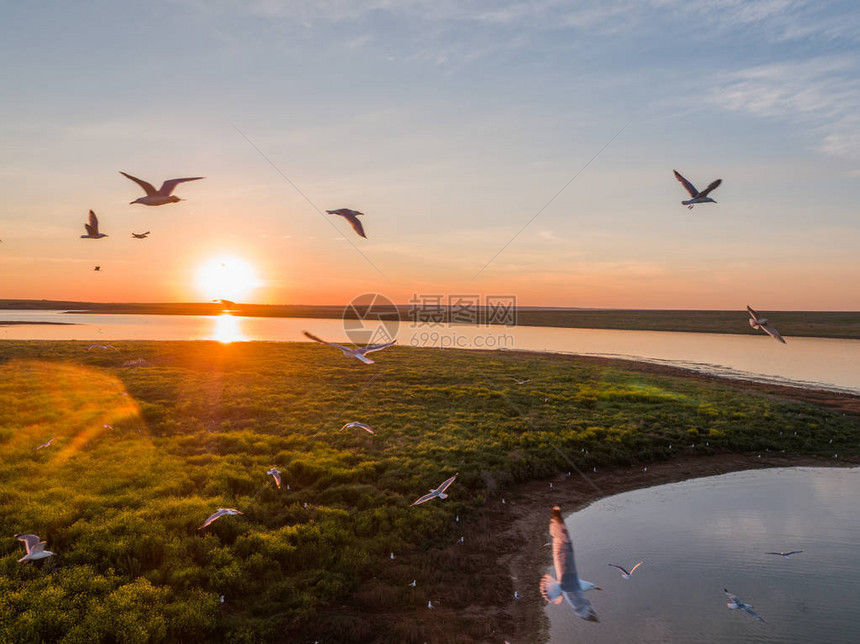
(411, 491), (436, 506)
(302, 330), (353, 353)
(435, 473), (458, 495)
(697, 178), (722, 198)
(120, 171), (158, 196)
(565, 587), (599, 621)
(159, 177), (204, 196)
(673, 170), (698, 197)
(359, 340), (397, 354)
(198, 510), (225, 529)
(343, 213), (367, 238)
(608, 563), (629, 576)
(85, 210), (99, 236)
(15, 534), (43, 554)
(629, 561), (643, 575)
(746, 305), (759, 320)
(761, 322), (786, 344)
(742, 605), (763, 621)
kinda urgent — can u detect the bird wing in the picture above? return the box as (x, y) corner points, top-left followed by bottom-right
(549, 507), (582, 590)
(411, 491), (437, 506)
(786, 550), (802, 556)
(271, 471), (281, 487)
(761, 322), (786, 343)
(359, 340), (397, 354)
(302, 330), (353, 353)
(15, 534), (42, 554)
(120, 171), (158, 196)
(629, 561), (643, 575)
(697, 178), (722, 198)
(199, 509), (226, 529)
(742, 605), (763, 621)
(85, 210), (99, 235)
(608, 564), (629, 575)
(159, 177), (204, 196)
(746, 305), (759, 320)
(343, 213), (367, 238)
(564, 588), (599, 622)
(673, 170), (699, 197)
(724, 589), (742, 604)
(353, 423), (375, 434)
(436, 473), (458, 494)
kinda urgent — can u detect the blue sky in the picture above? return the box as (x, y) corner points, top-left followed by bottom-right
(1, 0), (859, 308)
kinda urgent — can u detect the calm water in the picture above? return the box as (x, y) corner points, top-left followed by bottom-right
(547, 467), (860, 643)
(2, 310), (860, 393)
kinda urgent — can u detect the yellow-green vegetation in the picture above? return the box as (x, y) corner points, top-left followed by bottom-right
(0, 341), (857, 642)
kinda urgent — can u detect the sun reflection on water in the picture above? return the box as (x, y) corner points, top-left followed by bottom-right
(211, 313), (246, 343)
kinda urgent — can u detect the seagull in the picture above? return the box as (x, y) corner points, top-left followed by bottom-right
(86, 344), (116, 351)
(608, 561), (643, 579)
(724, 588), (764, 622)
(512, 378), (531, 385)
(747, 306), (786, 344)
(673, 170), (722, 209)
(766, 550), (802, 558)
(14, 534), (55, 563)
(458, 536), (464, 544)
(94, 266), (101, 271)
(302, 330), (396, 364)
(35, 437), (55, 450)
(409, 579), (417, 588)
(131, 231), (150, 239)
(540, 506), (600, 621)
(120, 172), (204, 206)
(390, 552), (395, 560)
(198, 508), (244, 530)
(427, 600), (434, 609)
(340, 422), (375, 435)
(411, 473), (458, 506)
(514, 591), (524, 599)
(81, 210), (107, 239)
(326, 208), (366, 238)
(266, 468), (282, 488)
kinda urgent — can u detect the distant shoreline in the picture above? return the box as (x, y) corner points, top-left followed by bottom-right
(2, 300), (860, 339)
(0, 321), (75, 326)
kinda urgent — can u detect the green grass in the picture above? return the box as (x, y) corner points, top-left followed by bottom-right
(0, 341), (857, 642)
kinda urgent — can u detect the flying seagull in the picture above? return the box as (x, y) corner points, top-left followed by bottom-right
(540, 506), (600, 622)
(120, 172), (204, 206)
(340, 422), (375, 435)
(302, 330), (396, 364)
(747, 306), (786, 344)
(131, 231), (150, 239)
(608, 561), (643, 579)
(673, 170), (722, 209)
(724, 588), (764, 622)
(86, 344), (116, 351)
(766, 550), (802, 558)
(94, 266), (101, 271)
(81, 210), (107, 239)
(326, 208), (366, 238)
(512, 378), (531, 385)
(266, 468), (282, 489)
(14, 534), (55, 563)
(411, 473), (458, 506)
(198, 508), (244, 530)
(35, 437), (55, 450)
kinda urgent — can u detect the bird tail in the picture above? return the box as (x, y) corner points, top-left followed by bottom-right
(540, 574), (564, 604)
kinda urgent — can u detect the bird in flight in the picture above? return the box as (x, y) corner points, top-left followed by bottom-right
(266, 468), (282, 488)
(94, 266), (101, 271)
(326, 208), (367, 238)
(411, 473), (458, 506)
(198, 508), (244, 530)
(724, 588), (764, 622)
(81, 210), (107, 239)
(131, 231), (150, 239)
(120, 172), (204, 206)
(14, 534), (55, 563)
(302, 330), (396, 364)
(673, 170), (722, 209)
(747, 306), (786, 343)
(608, 561), (643, 579)
(339, 422), (375, 435)
(35, 437), (55, 450)
(766, 550), (802, 558)
(540, 506), (600, 622)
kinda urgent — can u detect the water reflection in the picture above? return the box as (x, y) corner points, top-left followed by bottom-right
(210, 314), (246, 343)
(547, 467), (860, 643)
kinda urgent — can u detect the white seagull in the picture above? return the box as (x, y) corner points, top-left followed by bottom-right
(724, 588), (764, 622)
(540, 506), (600, 622)
(131, 231), (150, 239)
(81, 210), (107, 239)
(120, 172), (204, 206)
(766, 550), (802, 558)
(340, 422), (375, 435)
(747, 306), (786, 344)
(326, 208), (366, 238)
(302, 330), (396, 364)
(673, 170), (722, 209)
(608, 561), (643, 579)
(411, 473), (458, 506)
(409, 579), (417, 588)
(35, 437), (55, 450)
(14, 534), (55, 563)
(86, 344), (117, 351)
(198, 508), (244, 530)
(267, 468), (282, 488)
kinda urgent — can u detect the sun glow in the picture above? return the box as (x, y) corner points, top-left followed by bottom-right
(195, 257), (260, 302)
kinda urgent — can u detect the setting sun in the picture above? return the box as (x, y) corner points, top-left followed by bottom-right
(195, 257), (261, 302)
